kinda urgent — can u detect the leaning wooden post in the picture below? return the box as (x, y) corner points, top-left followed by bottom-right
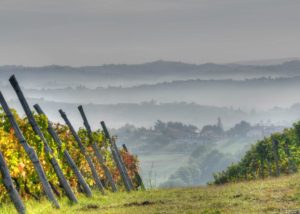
(0, 150), (26, 214)
(284, 139), (297, 173)
(0, 92), (60, 208)
(272, 139), (280, 177)
(266, 158), (272, 177)
(9, 75), (78, 203)
(122, 144), (145, 190)
(111, 137), (135, 190)
(101, 121), (133, 191)
(259, 158), (264, 179)
(78, 105), (118, 192)
(59, 109), (105, 194)
(256, 143), (265, 179)
(33, 104), (92, 197)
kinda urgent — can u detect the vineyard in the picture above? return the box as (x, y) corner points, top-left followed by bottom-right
(0, 75), (143, 214)
(213, 121), (300, 184)
(3, 74), (300, 214)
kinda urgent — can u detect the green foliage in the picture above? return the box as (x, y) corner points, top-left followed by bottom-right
(0, 108), (140, 201)
(213, 122), (300, 184)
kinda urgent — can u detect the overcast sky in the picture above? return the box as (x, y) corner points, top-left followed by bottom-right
(0, 0), (299, 66)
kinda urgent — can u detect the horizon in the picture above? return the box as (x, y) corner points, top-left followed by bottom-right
(1, 57), (300, 68)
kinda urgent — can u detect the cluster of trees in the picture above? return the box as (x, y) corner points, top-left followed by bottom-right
(0, 108), (140, 201)
(114, 120), (200, 153)
(159, 120), (287, 187)
(213, 122), (300, 184)
(115, 119), (285, 155)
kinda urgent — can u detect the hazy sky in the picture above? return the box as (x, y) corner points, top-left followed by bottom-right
(0, 0), (299, 66)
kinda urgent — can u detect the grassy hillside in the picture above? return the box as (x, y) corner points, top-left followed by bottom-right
(2, 173), (300, 213)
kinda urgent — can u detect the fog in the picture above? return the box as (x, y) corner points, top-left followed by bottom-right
(1, 0), (300, 187)
(1, 0), (300, 65)
(2, 60), (300, 186)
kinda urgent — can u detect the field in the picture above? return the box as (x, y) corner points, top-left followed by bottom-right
(139, 152), (189, 186)
(2, 173), (300, 213)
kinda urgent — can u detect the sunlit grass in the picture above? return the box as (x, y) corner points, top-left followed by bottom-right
(2, 173), (300, 213)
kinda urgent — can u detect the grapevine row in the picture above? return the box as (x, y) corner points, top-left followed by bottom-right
(213, 122), (300, 184)
(0, 75), (143, 214)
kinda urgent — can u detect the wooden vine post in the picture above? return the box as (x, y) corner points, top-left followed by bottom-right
(78, 105), (118, 192)
(111, 137), (135, 190)
(0, 91), (60, 209)
(59, 109), (105, 194)
(266, 158), (272, 177)
(259, 158), (264, 178)
(33, 104), (93, 197)
(272, 139), (280, 177)
(101, 121), (134, 191)
(284, 139), (297, 174)
(0, 150), (26, 214)
(256, 143), (265, 179)
(122, 144), (145, 190)
(9, 75), (78, 203)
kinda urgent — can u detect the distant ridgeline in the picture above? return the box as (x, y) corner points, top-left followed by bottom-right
(212, 121), (300, 184)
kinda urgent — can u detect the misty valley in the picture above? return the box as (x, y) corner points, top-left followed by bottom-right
(2, 1), (300, 213)
(1, 60), (299, 189)
(112, 119), (285, 187)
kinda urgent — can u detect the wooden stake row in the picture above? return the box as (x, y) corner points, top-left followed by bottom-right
(33, 104), (93, 197)
(0, 91), (60, 209)
(78, 105), (118, 192)
(0, 75), (144, 214)
(9, 75), (78, 204)
(101, 121), (134, 192)
(59, 109), (106, 194)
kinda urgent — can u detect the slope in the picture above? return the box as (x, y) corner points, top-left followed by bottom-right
(1, 173), (300, 213)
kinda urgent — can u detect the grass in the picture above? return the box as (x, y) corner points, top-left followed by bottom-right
(2, 173), (300, 213)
